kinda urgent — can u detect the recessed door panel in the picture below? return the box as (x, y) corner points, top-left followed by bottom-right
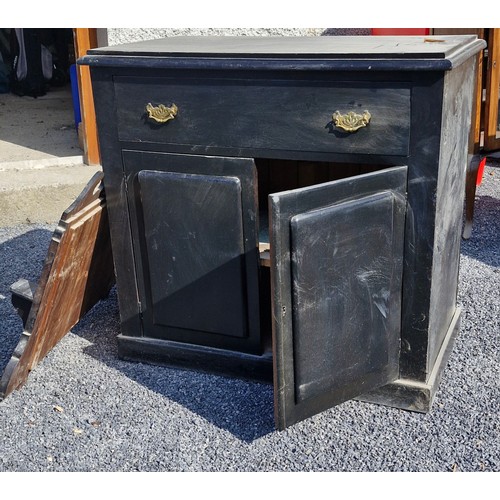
(138, 171), (247, 337)
(270, 166), (407, 429)
(291, 191), (399, 403)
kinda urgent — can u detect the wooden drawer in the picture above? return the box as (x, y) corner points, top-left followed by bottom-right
(114, 76), (411, 156)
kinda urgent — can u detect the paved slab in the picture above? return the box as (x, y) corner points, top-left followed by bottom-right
(0, 87), (81, 162)
(0, 162), (101, 226)
(0, 85), (99, 226)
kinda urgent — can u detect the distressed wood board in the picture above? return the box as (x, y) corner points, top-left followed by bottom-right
(0, 171), (115, 401)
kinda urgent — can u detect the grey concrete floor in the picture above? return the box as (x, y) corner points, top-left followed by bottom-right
(0, 86), (100, 226)
(0, 86), (81, 163)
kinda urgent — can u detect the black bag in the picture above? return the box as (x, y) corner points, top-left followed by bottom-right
(0, 54), (9, 93)
(10, 28), (52, 98)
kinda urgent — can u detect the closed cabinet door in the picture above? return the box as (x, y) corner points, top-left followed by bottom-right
(122, 150), (262, 355)
(270, 166), (408, 429)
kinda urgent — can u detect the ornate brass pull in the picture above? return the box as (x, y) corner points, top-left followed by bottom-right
(145, 103), (178, 123)
(332, 110), (371, 132)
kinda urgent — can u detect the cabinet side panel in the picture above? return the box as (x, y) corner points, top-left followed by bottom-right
(428, 58), (475, 371)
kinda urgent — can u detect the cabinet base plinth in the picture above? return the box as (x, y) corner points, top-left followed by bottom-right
(117, 335), (274, 383)
(118, 308), (461, 413)
(356, 307), (461, 412)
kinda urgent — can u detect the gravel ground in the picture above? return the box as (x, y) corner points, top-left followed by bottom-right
(0, 165), (498, 472)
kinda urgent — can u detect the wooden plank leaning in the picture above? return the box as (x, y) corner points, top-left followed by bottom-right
(0, 171), (115, 401)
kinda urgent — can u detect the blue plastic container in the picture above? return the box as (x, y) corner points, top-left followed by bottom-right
(69, 64), (81, 131)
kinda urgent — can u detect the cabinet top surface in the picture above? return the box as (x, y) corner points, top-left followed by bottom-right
(87, 35), (477, 58)
(82, 35), (485, 71)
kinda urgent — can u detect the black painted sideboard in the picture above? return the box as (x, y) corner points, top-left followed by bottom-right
(80, 35), (485, 429)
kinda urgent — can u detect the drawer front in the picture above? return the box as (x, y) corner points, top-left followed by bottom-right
(114, 76), (411, 156)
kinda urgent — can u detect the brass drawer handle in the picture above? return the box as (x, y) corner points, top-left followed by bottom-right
(332, 110), (371, 132)
(145, 103), (178, 123)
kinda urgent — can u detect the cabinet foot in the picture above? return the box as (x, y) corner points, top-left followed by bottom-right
(356, 308), (461, 412)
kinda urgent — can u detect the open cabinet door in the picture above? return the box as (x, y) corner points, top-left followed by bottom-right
(270, 166), (407, 429)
